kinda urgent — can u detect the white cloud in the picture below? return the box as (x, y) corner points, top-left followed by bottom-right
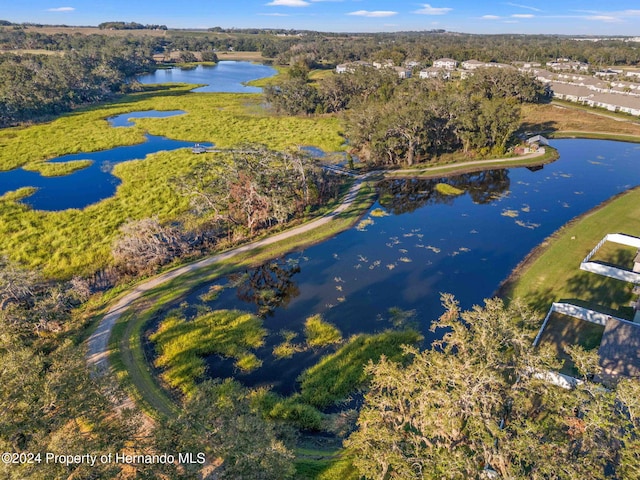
(512, 14), (534, 18)
(505, 3), (542, 12)
(482, 15), (501, 20)
(585, 15), (620, 22)
(413, 4), (452, 15)
(266, 0), (310, 6)
(47, 7), (75, 12)
(348, 10), (397, 17)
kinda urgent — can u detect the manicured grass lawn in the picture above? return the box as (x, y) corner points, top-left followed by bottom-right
(501, 186), (640, 319)
(537, 312), (604, 377)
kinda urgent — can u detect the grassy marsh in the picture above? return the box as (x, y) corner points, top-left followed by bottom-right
(22, 159), (93, 177)
(150, 308), (266, 397)
(298, 329), (423, 408)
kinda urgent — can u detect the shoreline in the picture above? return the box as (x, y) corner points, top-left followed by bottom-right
(496, 185), (640, 302)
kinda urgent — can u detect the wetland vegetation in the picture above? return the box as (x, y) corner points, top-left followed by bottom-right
(2, 23), (640, 479)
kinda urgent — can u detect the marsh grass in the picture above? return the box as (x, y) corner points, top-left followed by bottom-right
(150, 308), (266, 397)
(304, 315), (343, 348)
(22, 160), (93, 177)
(0, 187), (37, 202)
(273, 330), (305, 359)
(298, 329), (423, 408)
(0, 84), (345, 277)
(435, 183), (464, 196)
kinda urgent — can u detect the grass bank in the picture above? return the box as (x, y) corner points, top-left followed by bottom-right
(499, 186), (640, 319)
(521, 103), (640, 142)
(108, 180), (376, 418)
(385, 147), (559, 179)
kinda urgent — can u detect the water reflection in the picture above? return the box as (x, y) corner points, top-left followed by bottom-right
(377, 169), (511, 214)
(228, 258), (302, 317)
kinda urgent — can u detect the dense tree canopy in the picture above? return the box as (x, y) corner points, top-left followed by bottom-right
(345, 296), (640, 479)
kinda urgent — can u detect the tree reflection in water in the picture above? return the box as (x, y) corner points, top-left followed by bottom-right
(229, 258), (302, 317)
(377, 169), (511, 214)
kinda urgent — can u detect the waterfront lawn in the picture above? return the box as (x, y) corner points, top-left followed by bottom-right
(502, 186), (640, 319)
(537, 312), (604, 377)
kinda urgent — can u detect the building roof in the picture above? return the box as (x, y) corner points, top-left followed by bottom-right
(598, 318), (640, 378)
(589, 92), (640, 110)
(434, 57), (457, 63)
(550, 82), (594, 99)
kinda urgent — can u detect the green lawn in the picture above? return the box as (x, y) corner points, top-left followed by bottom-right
(501, 186), (640, 319)
(589, 242), (637, 271)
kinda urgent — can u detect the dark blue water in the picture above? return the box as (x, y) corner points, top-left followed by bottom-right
(159, 139), (640, 395)
(136, 61), (277, 93)
(0, 61), (277, 211)
(0, 110), (204, 211)
(108, 110), (185, 127)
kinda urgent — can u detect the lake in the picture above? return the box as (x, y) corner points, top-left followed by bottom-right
(0, 61), (277, 211)
(149, 139), (640, 396)
(136, 61), (277, 93)
(0, 111), (202, 211)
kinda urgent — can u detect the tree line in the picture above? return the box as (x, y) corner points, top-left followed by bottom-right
(98, 21), (167, 30)
(0, 39), (154, 127)
(266, 65), (547, 165)
(111, 146), (342, 276)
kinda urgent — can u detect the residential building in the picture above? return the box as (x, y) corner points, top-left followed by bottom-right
(433, 57), (458, 70)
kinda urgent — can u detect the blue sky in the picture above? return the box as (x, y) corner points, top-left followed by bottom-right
(4, 1), (640, 35)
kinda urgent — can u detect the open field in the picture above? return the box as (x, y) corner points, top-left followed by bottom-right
(521, 103), (640, 140)
(23, 25), (171, 37)
(500, 186), (640, 319)
(0, 48), (63, 55)
(216, 51), (269, 61)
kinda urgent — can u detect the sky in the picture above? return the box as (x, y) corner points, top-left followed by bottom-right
(3, 1), (640, 35)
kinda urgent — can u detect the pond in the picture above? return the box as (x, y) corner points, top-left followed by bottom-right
(0, 61), (277, 211)
(136, 61), (277, 93)
(147, 139), (640, 397)
(0, 111), (204, 211)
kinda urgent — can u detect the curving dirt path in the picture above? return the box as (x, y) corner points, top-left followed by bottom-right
(389, 147), (547, 176)
(86, 176), (367, 374)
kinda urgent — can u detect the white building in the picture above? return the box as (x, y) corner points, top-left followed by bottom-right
(433, 58), (458, 70)
(419, 67), (450, 80)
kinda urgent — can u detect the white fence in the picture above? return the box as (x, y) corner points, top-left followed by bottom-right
(533, 302), (629, 346)
(580, 233), (640, 284)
